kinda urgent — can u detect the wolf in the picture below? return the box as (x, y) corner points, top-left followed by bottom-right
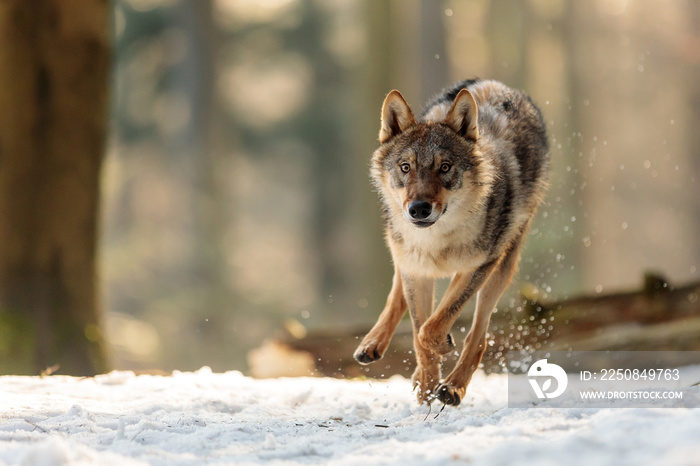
(353, 79), (549, 406)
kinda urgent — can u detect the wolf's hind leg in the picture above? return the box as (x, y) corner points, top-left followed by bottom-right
(354, 267), (407, 364)
(436, 231), (527, 406)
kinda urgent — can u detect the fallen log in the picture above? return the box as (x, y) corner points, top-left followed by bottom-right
(248, 273), (700, 378)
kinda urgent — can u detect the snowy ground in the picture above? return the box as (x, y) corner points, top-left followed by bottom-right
(1, 368), (699, 466)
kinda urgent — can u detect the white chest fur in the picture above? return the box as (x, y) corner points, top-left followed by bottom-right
(389, 215), (488, 278)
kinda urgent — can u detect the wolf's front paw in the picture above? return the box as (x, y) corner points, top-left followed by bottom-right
(418, 326), (456, 356)
(353, 341), (384, 365)
(412, 364), (441, 404)
(435, 382), (466, 406)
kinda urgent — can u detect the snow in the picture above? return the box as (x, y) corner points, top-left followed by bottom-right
(1, 368), (699, 466)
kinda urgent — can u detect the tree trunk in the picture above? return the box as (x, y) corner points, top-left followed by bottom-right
(0, 0), (110, 375)
(419, 0), (448, 104)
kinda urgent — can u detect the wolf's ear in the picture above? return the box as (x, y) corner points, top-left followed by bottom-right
(445, 89), (478, 141)
(379, 90), (416, 144)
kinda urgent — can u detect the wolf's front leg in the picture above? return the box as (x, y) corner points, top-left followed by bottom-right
(400, 274), (440, 404)
(436, 233), (526, 405)
(417, 262), (497, 357)
(354, 267), (407, 364)
(411, 338), (441, 404)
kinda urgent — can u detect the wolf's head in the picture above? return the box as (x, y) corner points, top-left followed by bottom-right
(371, 89), (490, 230)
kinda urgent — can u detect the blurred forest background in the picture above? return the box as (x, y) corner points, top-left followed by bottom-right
(103, 0), (699, 373)
(2, 0), (697, 375)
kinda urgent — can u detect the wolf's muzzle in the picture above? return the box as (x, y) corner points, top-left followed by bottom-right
(406, 200), (440, 228)
(408, 200), (432, 220)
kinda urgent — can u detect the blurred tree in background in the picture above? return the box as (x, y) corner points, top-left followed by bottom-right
(0, 0), (110, 375)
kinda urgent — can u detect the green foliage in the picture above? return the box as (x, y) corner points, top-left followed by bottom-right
(0, 308), (35, 374)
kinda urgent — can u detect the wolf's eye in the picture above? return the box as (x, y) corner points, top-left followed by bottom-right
(400, 163), (410, 173)
(440, 163), (451, 173)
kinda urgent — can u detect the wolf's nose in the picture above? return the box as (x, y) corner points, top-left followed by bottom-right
(408, 201), (432, 220)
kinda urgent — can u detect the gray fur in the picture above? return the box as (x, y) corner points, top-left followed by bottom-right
(355, 80), (549, 406)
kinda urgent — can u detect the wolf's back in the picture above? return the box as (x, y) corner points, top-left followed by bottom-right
(425, 79), (549, 202)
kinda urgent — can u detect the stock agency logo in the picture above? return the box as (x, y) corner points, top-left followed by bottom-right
(509, 351), (697, 408)
(527, 359), (568, 399)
